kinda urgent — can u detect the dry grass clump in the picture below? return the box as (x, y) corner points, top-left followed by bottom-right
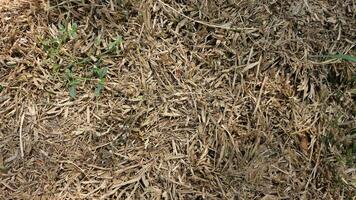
(0, 0), (355, 199)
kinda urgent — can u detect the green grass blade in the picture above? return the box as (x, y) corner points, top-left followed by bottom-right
(327, 54), (356, 62)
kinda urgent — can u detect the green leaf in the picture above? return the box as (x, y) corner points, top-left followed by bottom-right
(92, 65), (107, 79)
(327, 54), (356, 62)
(69, 84), (77, 98)
(0, 85), (3, 92)
(108, 36), (123, 51)
(65, 67), (74, 80)
(98, 67), (107, 79)
(95, 81), (105, 96)
(58, 23), (65, 33)
(69, 22), (78, 38)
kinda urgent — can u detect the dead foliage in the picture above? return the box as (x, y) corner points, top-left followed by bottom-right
(0, 0), (355, 199)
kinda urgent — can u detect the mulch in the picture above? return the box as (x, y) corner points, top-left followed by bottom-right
(0, 0), (355, 199)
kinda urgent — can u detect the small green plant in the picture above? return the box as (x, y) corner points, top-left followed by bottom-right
(107, 36), (123, 53)
(40, 22), (122, 98)
(41, 22), (77, 48)
(66, 66), (81, 99)
(40, 22), (78, 72)
(0, 85), (3, 92)
(57, 22), (78, 44)
(93, 65), (108, 96)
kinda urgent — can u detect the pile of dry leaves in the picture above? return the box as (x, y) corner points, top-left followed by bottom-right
(0, 0), (355, 199)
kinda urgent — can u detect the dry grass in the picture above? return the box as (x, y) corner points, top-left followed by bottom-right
(0, 0), (355, 199)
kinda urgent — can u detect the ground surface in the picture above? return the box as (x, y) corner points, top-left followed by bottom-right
(0, 0), (355, 199)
